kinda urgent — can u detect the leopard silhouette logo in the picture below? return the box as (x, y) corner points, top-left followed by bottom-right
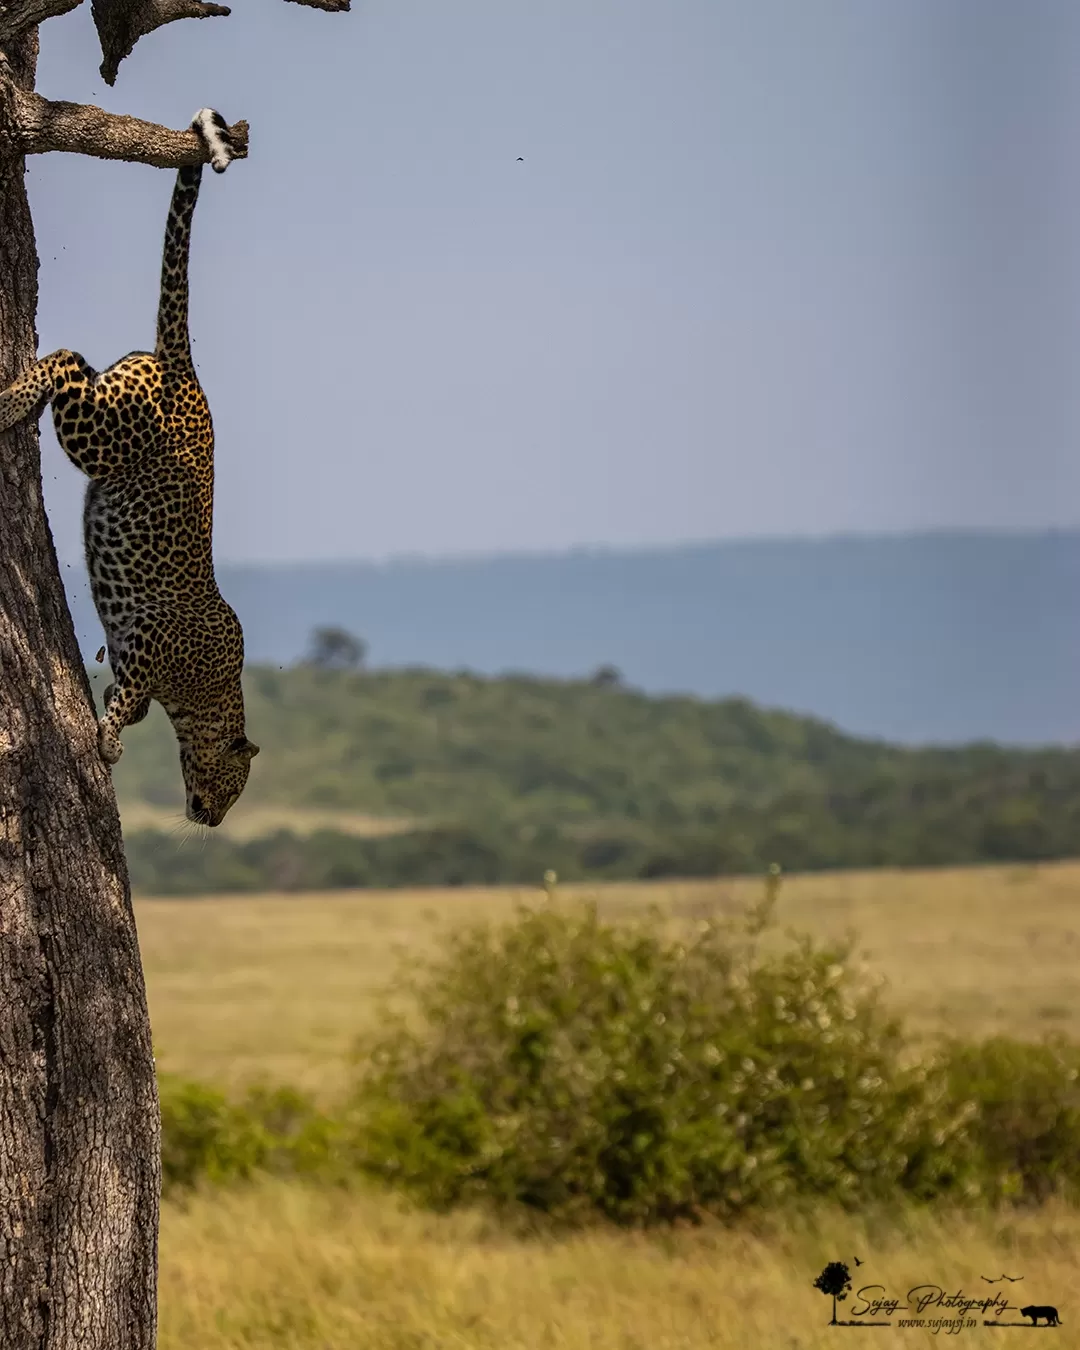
(1020, 1304), (1061, 1327)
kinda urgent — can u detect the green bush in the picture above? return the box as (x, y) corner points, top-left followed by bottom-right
(153, 1019), (1080, 1220)
(159, 1075), (341, 1195)
(349, 883), (980, 1224)
(152, 884), (1080, 1220)
(942, 1036), (1080, 1203)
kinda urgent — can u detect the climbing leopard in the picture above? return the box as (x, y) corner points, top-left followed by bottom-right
(0, 108), (259, 827)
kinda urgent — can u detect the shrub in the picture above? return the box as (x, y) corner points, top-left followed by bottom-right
(159, 1075), (341, 1195)
(942, 1036), (1080, 1203)
(152, 883), (1080, 1218)
(350, 881), (979, 1225)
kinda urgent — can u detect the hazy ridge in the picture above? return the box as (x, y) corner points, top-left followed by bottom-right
(62, 529), (1080, 746)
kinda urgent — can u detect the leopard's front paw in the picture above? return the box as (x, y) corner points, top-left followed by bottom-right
(98, 719), (124, 766)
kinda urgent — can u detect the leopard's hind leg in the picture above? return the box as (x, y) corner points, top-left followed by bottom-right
(0, 351), (69, 432)
(0, 349), (162, 478)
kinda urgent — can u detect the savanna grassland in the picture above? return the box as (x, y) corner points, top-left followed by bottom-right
(145, 862), (1080, 1349)
(159, 1184), (1080, 1349)
(141, 862), (1080, 1095)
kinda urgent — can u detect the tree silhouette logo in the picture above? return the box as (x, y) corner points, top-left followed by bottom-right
(811, 1258), (1063, 1329)
(814, 1261), (853, 1325)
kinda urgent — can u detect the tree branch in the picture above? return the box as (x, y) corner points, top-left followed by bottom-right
(1, 0), (349, 86)
(1, 83), (248, 166)
(0, 0), (82, 43)
(91, 0), (230, 85)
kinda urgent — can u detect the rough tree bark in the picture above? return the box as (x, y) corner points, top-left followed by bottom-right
(0, 2), (345, 1346)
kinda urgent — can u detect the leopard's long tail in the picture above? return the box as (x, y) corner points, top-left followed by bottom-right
(155, 108), (235, 368)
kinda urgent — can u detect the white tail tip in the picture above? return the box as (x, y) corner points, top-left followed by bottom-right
(191, 107), (235, 174)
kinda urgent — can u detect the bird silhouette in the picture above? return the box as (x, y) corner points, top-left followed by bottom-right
(854, 1257), (864, 1267)
(516, 156), (524, 161)
(981, 1276), (999, 1284)
(1002, 1274), (1024, 1283)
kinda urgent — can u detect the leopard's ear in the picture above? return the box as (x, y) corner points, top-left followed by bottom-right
(228, 736), (260, 760)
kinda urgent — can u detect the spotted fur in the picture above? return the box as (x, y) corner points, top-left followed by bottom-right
(0, 110), (257, 827)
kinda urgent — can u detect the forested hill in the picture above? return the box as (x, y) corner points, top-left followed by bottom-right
(63, 530), (1080, 747)
(102, 664), (1080, 888)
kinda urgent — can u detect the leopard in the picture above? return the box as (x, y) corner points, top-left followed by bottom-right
(0, 108), (259, 827)
(1019, 1305), (1061, 1327)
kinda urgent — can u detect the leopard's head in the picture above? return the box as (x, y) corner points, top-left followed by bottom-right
(181, 733), (260, 826)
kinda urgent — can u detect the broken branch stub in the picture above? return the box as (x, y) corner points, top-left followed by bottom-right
(90, 0), (231, 86)
(1, 0), (350, 89)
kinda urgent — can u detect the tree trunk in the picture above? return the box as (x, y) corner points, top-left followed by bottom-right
(0, 26), (159, 1350)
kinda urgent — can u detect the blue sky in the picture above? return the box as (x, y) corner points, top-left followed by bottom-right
(28, 0), (1080, 564)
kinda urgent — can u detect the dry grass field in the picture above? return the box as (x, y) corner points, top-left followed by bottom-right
(159, 1183), (1080, 1350)
(119, 800), (417, 841)
(142, 860), (1080, 1348)
(139, 859), (1080, 1096)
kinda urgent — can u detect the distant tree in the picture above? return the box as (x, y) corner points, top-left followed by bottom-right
(589, 663), (623, 688)
(307, 626), (368, 671)
(813, 1262), (853, 1325)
